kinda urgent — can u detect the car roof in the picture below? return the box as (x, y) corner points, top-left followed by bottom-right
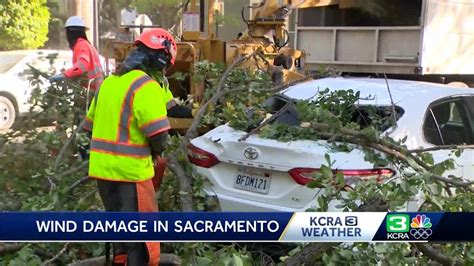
(282, 77), (474, 107)
(0, 49), (70, 55)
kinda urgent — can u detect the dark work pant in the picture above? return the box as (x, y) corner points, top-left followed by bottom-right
(96, 179), (160, 266)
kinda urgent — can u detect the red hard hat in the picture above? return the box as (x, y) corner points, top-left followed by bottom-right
(135, 28), (178, 65)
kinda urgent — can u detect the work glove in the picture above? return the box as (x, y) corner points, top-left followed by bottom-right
(49, 73), (66, 83)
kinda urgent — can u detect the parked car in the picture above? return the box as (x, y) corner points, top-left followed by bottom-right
(188, 77), (474, 212)
(0, 50), (114, 130)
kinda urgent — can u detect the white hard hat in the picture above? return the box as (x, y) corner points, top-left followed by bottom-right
(64, 16), (88, 29)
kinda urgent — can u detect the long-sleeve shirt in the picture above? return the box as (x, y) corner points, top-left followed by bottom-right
(64, 38), (104, 91)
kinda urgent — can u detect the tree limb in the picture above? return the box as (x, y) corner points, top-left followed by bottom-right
(216, 53), (258, 94)
(307, 122), (474, 192)
(167, 54), (261, 211)
(42, 243), (69, 266)
(183, 53), (259, 142)
(67, 253), (181, 266)
(65, 176), (90, 194)
(0, 243), (23, 254)
(285, 243), (336, 266)
(68, 256), (110, 266)
(429, 175), (474, 191)
(239, 101), (292, 142)
(52, 119), (87, 172)
(165, 154), (194, 211)
(409, 145), (474, 153)
(413, 243), (458, 265)
(54, 161), (89, 180)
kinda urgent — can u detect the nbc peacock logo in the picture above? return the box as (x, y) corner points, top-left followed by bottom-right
(409, 214), (433, 240)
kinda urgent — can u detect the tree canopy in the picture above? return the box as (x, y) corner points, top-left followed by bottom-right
(0, 0), (51, 50)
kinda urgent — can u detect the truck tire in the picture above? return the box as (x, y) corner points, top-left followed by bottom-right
(0, 95), (16, 131)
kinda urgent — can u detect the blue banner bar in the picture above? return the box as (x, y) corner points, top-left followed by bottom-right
(0, 212), (473, 242)
(0, 212), (292, 241)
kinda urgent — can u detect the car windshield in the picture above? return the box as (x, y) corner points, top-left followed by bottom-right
(263, 94), (404, 132)
(0, 53), (27, 73)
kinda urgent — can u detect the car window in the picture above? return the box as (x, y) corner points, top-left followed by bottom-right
(263, 94), (403, 131)
(463, 96), (474, 118)
(423, 99), (473, 145)
(351, 105), (403, 132)
(423, 110), (443, 145)
(0, 54), (27, 73)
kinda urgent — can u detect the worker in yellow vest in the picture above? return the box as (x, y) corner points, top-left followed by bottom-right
(83, 28), (178, 266)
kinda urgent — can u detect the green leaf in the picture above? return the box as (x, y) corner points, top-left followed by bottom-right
(374, 244), (388, 254)
(196, 256), (212, 265)
(307, 180), (321, 189)
(320, 165), (333, 179)
(324, 154), (332, 166)
(335, 173), (345, 186)
(231, 254), (244, 266)
(454, 149), (462, 157)
(339, 249), (353, 259)
(401, 135), (408, 143)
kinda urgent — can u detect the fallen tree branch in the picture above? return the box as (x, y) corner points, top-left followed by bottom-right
(53, 119), (87, 172)
(239, 101), (293, 142)
(184, 53), (259, 142)
(42, 243), (70, 266)
(0, 243), (57, 259)
(429, 175), (474, 191)
(413, 243), (458, 265)
(307, 122), (474, 192)
(216, 52), (259, 94)
(0, 243), (23, 254)
(166, 154), (194, 211)
(167, 54), (261, 211)
(285, 243), (336, 266)
(65, 176), (90, 194)
(25, 65), (88, 173)
(68, 256), (108, 266)
(67, 253), (181, 266)
(409, 144), (474, 153)
(365, 142), (474, 192)
(184, 58), (309, 144)
(54, 161), (89, 180)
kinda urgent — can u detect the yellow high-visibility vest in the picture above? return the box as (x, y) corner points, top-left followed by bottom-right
(85, 69), (170, 182)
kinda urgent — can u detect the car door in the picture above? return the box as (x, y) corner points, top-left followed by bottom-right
(422, 96), (474, 180)
(11, 54), (39, 111)
(461, 96), (474, 181)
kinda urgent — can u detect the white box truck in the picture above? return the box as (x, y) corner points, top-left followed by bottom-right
(292, 0), (474, 86)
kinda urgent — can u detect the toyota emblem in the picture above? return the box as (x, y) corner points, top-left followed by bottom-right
(244, 147), (259, 160)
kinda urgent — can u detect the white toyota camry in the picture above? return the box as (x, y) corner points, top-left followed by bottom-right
(188, 77), (474, 212)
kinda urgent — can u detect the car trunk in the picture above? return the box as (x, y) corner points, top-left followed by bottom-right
(190, 125), (374, 209)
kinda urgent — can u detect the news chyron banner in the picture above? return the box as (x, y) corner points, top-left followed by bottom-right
(0, 212), (472, 242)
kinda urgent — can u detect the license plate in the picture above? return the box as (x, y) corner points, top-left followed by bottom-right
(234, 168), (271, 194)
